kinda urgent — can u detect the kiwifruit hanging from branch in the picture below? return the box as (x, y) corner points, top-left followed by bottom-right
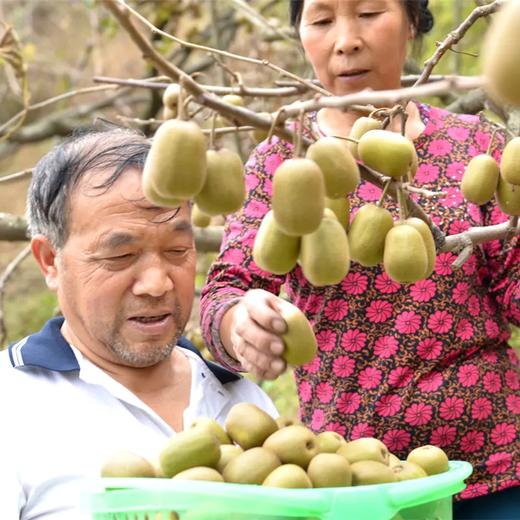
(142, 170), (183, 209)
(460, 154), (500, 205)
(191, 204), (211, 228)
(348, 203), (394, 267)
(347, 116), (383, 159)
(496, 174), (520, 216)
(305, 137), (360, 197)
(404, 217), (436, 278)
(272, 158), (325, 236)
(253, 210), (300, 275)
(325, 197), (350, 230)
(358, 130), (415, 179)
(383, 223), (429, 283)
(299, 209), (350, 286)
(143, 119), (207, 200)
(162, 83), (181, 110)
(500, 137), (520, 186)
(251, 112), (272, 144)
(194, 148), (245, 216)
(482, 0), (520, 106)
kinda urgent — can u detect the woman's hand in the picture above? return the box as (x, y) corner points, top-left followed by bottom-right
(228, 289), (288, 379)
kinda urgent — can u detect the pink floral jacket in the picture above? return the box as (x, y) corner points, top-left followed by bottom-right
(200, 103), (520, 499)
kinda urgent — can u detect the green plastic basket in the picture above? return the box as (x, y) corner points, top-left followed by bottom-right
(83, 460), (472, 520)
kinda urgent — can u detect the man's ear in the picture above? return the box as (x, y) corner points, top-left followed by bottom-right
(31, 235), (59, 291)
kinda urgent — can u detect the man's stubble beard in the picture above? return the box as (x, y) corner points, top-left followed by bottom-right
(107, 302), (187, 367)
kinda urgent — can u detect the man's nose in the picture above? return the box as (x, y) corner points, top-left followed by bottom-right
(132, 259), (174, 298)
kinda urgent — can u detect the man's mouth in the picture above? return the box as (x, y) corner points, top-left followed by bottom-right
(129, 314), (170, 324)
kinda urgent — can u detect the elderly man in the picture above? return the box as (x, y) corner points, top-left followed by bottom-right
(0, 128), (277, 519)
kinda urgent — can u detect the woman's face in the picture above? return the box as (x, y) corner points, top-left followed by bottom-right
(299, 0), (412, 96)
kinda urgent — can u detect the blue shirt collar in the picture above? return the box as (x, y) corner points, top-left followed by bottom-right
(9, 317), (240, 385)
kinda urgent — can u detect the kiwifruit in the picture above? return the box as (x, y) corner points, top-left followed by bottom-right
(276, 417), (301, 429)
(218, 94), (246, 126)
(253, 210), (300, 275)
(216, 444), (243, 473)
(263, 425), (319, 469)
(194, 148), (245, 216)
(100, 451), (156, 478)
(404, 217), (436, 278)
(337, 437), (390, 465)
(224, 402), (278, 450)
(306, 137), (360, 197)
(163, 105), (177, 120)
(263, 464), (313, 488)
(409, 145), (419, 180)
(223, 447), (281, 485)
(500, 137), (520, 186)
(221, 94), (245, 107)
(348, 204), (394, 266)
(383, 223), (429, 283)
(388, 453), (402, 468)
(460, 154), (500, 205)
(347, 117), (383, 159)
(162, 83), (181, 110)
(350, 460), (397, 485)
(190, 417), (231, 445)
(277, 298), (318, 366)
(272, 158), (325, 236)
(307, 453), (352, 487)
(142, 172), (184, 208)
(482, 0), (520, 106)
(325, 196), (350, 230)
(143, 120), (207, 199)
(316, 431), (346, 454)
(251, 112), (272, 143)
(172, 466), (224, 482)
(391, 461), (428, 481)
(299, 209), (350, 286)
(358, 130), (415, 179)
(191, 204), (211, 228)
(159, 429), (220, 477)
(496, 174), (520, 216)
(406, 445), (449, 476)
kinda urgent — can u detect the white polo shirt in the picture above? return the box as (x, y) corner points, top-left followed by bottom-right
(0, 318), (278, 520)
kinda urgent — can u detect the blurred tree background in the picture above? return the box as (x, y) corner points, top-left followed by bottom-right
(0, 0), (518, 420)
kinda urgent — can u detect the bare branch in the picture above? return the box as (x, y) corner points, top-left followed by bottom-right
(414, 0), (504, 86)
(0, 168), (32, 184)
(0, 245), (31, 346)
(0, 213), (29, 241)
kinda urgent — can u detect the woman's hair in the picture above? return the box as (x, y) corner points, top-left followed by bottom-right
(289, 0), (434, 36)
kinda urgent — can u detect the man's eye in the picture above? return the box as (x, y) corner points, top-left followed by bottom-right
(107, 254), (133, 261)
(360, 12), (381, 18)
(313, 18), (332, 26)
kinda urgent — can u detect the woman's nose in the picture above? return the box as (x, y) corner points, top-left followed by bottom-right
(333, 20), (363, 55)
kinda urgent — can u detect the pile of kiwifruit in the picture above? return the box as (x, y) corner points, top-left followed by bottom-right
(101, 402), (449, 490)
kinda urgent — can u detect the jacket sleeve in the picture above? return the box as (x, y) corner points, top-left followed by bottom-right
(479, 125), (520, 327)
(199, 137), (294, 370)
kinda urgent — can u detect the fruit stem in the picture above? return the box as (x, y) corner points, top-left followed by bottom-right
(397, 184), (408, 221)
(267, 108), (285, 145)
(209, 113), (217, 149)
(377, 179), (392, 207)
(486, 128), (499, 156)
(332, 135), (359, 145)
(177, 77), (186, 121)
(294, 109), (304, 157)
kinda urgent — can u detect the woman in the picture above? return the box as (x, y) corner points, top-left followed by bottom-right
(200, 1), (519, 517)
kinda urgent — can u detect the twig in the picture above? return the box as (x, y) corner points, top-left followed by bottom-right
(0, 84), (122, 137)
(0, 168), (32, 184)
(0, 245), (31, 346)
(402, 183), (446, 198)
(110, 0), (330, 97)
(414, 0), (504, 86)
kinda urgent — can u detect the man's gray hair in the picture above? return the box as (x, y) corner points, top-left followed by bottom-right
(27, 127), (150, 249)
